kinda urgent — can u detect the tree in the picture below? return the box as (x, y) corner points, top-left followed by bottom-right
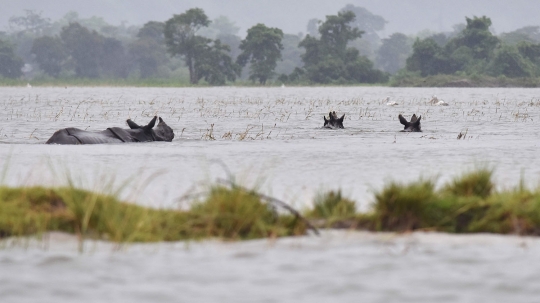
(61, 22), (103, 78)
(340, 5), (386, 59)
(8, 10), (51, 36)
(164, 8), (211, 84)
(487, 45), (534, 77)
(375, 33), (412, 74)
(517, 41), (540, 63)
(299, 11), (363, 81)
(340, 5), (386, 39)
(275, 34), (304, 76)
(31, 36), (65, 77)
(198, 16), (240, 39)
(318, 11), (363, 60)
(306, 19), (320, 38)
(446, 16), (499, 60)
(129, 21), (168, 78)
(0, 40), (24, 78)
(196, 39), (240, 85)
(100, 37), (128, 78)
(137, 21), (166, 42)
(297, 10), (386, 84)
(406, 38), (452, 76)
(237, 23), (284, 84)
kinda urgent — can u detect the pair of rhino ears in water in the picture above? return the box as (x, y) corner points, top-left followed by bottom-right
(323, 111), (345, 129)
(398, 114), (422, 132)
(127, 116), (175, 141)
(324, 112), (422, 132)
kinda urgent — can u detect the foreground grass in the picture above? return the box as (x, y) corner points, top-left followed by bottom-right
(0, 185), (306, 243)
(3, 168), (540, 244)
(308, 168), (540, 236)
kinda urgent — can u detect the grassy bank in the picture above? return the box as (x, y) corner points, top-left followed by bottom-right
(310, 169), (540, 236)
(390, 73), (540, 87)
(0, 78), (195, 87)
(0, 78), (388, 88)
(4, 75), (540, 88)
(0, 185), (307, 244)
(2, 168), (540, 244)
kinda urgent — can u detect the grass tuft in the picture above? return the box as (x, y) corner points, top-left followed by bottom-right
(190, 186), (305, 239)
(443, 168), (494, 198)
(372, 180), (436, 231)
(0, 185), (306, 244)
(309, 190), (356, 219)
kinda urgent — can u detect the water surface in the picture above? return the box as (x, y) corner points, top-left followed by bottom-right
(1, 86), (539, 302)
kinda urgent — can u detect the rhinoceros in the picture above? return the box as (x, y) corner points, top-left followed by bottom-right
(398, 114), (422, 132)
(46, 116), (174, 144)
(323, 111), (345, 129)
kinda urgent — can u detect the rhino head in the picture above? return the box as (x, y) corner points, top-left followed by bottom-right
(323, 111), (345, 129)
(398, 114), (422, 132)
(127, 116), (175, 141)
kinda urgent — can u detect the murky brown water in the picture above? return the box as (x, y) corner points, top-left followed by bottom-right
(1, 86), (540, 302)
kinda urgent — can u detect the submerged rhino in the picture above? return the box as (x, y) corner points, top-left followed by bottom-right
(46, 116), (174, 144)
(323, 111), (345, 129)
(398, 114), (422, 132)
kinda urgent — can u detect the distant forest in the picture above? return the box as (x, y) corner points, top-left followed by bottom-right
(2, 5), (540, 86)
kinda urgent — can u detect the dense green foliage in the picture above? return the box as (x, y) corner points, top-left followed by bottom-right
(31, 36), (65, 77)
(0, 40), (24, 78)
(237, 24), (283, 84)
(282, 10), (388, 84)
(4, 8), (540, 85)
(404, 16), (540, 80)
(164, 9), (240, 85)
(376, 33), (412, 74)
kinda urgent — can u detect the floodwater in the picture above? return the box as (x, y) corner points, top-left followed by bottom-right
(1, 86), (540, 302)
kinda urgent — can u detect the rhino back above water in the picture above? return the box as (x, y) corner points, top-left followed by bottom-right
(45, 116), (175, 145)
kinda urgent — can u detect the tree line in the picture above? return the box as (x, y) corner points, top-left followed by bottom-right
(2, 7), (540, 84)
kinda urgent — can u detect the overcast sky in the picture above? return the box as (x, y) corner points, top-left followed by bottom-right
(2, 0), (539, 37)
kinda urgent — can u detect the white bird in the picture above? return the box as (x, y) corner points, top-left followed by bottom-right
(436, 99), (449, 106)
(26, 83), (32, 88)
(429, 95), (449, 106)
(281, 84), (286, 88)
(385, 96), (398, 106)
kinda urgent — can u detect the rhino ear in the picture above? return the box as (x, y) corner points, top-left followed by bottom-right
(127, 119), (141, 129)
(398, 114), (409, 126)
(412, 115), (422, 127)
(146, 116), (157, 129)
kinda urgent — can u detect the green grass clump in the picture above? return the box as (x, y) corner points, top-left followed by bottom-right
(368, 170), (540, 236)
(0, 185), (306, 243)
(465, 190), (540, 234)
(308, 190), (356, 220)
(372, 180), (437, 231)
(442, 168), (494, 198)
(190, 186), (306, 239)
